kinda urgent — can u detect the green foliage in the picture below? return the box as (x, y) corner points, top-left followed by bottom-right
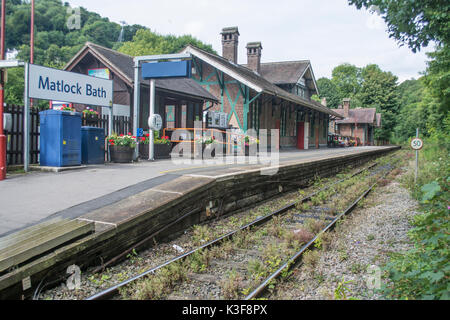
(331, 63), (363, 108)
(382, 135), (449, 300)
(317, 77), (341, 109)
(107, 133), (137, 148)
(359, 64), (400, 141)
(320, 62), (400, 141)
(334, 277), (356, 300)
(348, 0), (450, 52)
(118, 29), (216, 57)
(4, 68), (24, 105)
(423, 44), (450, 125)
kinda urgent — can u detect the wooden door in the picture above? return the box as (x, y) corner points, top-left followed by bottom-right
(296, 122), (304, 149)
(315, 126), (319, 148)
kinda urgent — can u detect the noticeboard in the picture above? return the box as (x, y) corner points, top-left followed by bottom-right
(207, 111), (228, 129)
(141, 60), (192, 79)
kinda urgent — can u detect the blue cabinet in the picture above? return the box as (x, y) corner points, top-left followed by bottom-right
(39, 110), (81, 167)
(81, 126), (105, 164)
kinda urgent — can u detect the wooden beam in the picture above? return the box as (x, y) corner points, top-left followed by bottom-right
(238, 82), (247, 101)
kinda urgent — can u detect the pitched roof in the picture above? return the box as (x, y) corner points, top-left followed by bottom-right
(258, 61), (310, 85)
(182, 45), (341, 118)
(64, 42), (218, 102)
(334, 108), (377, 124)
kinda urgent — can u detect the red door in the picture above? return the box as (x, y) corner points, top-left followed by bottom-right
(297, 122), (304, 149)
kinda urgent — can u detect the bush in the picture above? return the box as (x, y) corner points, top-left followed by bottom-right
(106, 133), (137, 148)
(381, 132), (449, 300)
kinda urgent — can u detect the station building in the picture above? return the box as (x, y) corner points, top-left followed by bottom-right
(64, 42), (218, 132)
(331, 98), (382, 146)
(182, 26), (342, 149)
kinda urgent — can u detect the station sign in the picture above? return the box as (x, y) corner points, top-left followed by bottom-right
(28, 64), (113, 107)
(141, 60), (192, 79)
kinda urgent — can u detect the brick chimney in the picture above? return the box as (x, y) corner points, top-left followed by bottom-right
(321, 97), (327, 107)
(343, 98), (351, 118)
(246, 42), (262, 73)
(221, 27), (239, 64)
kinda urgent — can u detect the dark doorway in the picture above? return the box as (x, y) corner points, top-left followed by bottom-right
(296, 122), (304, 149)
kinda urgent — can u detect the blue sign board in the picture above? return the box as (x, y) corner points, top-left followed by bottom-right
(142, 60), (192, 79)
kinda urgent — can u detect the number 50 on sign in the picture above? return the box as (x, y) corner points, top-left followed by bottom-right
(411, 138), (423, 150)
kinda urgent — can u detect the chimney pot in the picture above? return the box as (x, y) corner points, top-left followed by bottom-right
(221, 27), (239, 64)
(246, 42), (262, 74)
(343, 98), (350, 118)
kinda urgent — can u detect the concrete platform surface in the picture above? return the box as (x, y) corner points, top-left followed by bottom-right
(0, 146), (390, 237)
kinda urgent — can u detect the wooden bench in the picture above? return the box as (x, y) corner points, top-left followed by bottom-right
(0, 219), (94, 274)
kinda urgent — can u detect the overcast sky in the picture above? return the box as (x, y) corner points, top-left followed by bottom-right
(67, 0), (434, 83)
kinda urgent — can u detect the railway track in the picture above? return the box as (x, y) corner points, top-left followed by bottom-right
(84, 153), (398, 300)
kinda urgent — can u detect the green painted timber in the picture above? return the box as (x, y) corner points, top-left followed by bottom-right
(0, 219), (94, 273)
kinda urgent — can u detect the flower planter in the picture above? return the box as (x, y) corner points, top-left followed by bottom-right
(110, 145), (135, 163)
(83, 114), (100, 125)
(139, 143), (171, 160)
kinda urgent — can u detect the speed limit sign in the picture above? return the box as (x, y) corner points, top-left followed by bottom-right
(411, 138), (423, 150)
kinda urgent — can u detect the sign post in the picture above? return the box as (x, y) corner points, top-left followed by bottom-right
(411, 128), (423, 184)
(133, 53), (191, 161)
(149, 79), (156, 160)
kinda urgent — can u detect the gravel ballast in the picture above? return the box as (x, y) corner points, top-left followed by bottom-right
(272, 171), (420, 300)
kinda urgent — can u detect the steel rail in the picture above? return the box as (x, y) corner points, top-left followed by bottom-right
(86, 162), (379, 300)
(244, 165), (393, 300)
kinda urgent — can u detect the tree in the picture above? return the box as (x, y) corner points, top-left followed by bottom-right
(316, 77), (340, 109)
(394, 79), (427, 141)
(348, 0), (450, 52)
(118, 29), (216, 56)
(359, 64), (399, 140)
(4, 68), (25, 105)
(331, 63), (363, 108)
(423, 45), (450, 123)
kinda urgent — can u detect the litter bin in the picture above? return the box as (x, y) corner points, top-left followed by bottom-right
(81, 126), (105, 164)
(39, 110), (82, 167)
